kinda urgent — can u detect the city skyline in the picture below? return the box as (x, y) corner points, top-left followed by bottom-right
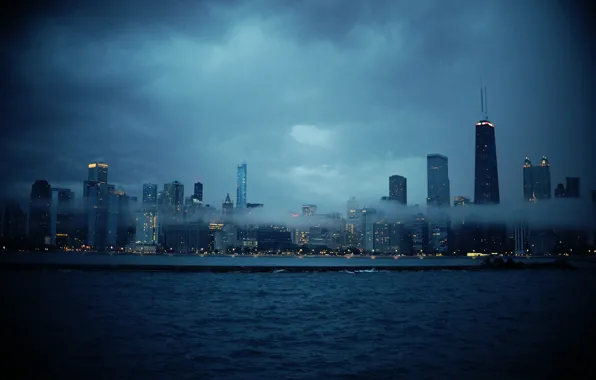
(1, 1), (594, 213)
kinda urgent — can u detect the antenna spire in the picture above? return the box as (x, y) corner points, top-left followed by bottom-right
(484, 85), (488, 119)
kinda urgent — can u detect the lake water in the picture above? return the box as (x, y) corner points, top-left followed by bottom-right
(1, 268), (595, 379)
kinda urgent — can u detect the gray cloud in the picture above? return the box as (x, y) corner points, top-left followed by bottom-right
(1, 0), (594, 220)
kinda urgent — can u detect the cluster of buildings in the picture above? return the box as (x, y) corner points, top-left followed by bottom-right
(1, 104), (595, 255)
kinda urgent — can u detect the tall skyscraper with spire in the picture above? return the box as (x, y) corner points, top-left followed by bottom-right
(236, 163), (247, 210)
(474, 85), (500, 205)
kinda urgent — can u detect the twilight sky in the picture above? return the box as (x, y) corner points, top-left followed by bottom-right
(1, 0), (594, 213)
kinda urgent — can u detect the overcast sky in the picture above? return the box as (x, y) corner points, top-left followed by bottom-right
(1, 0), (594, 213)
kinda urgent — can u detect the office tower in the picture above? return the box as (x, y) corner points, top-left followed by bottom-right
(565, 177), (580, 198)
(474, 120), (500, 204)
(236, 163), (247, 210)
(85, 181), (110, 249)
(389, 175), (407, 205)
(360, 208), (378, 252)
(29, 180), (52, 246)
(410, 213), (428, 254)
(474, 86), (500, 204)
(346, 197), (359, 247)
(142, 183), (158, 206)
(523, 157), (551, 201)
(532, 157), (552, 200)
(302, 204), (317, 216)
(453, 196), (471, 207)
(0, 201), (26, 243)
(136, 209), (158, 245)
(163, 181), (185, 217)
(222, 193), (234, 216)
(193, 182), (204, 203)
(50, 188), (74, 246)
(523, 158), (533, 201)
(427, 154), (450, 207)
(347, 197), (358, 219)
(88, 162), (108, 183)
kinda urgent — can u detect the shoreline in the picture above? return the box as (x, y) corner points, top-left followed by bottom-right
(0, 251), (577, 272)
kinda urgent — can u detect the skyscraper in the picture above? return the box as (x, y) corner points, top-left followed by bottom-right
(346, 197), (359, 219)
(389, 175), (407, 205)
(523, 158), (534, 201)
(163, 181), (185, 216)
(522, 157), (552, 201)
(29, 180), (52, 246)
(474, 87), (500, 205)
(194, 182), (204, 202)
(565, 177), (580, 198)
(88, 162), (108, 183)
(142, 183), (158, 206)
(427, 154), (450, 207)
(532, 157), (552, 200)
(236, 163), (247, 210)
(222, 193), (234, 216)
(50, 188), (74, 246)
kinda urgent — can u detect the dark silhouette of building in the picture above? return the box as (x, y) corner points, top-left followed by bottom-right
(565, 177), (580, 198)
(523, 158), (533, 201)
(523, 157), (552, 201)
(29, 180), (52, 247)
(222, 193), (233, 216)
(389, 175), (407, 205)
(474, 120), (500, 204)
(0, 201), (26, 248)
(194, 181), (203, 202)
(555, 183), (566, 198)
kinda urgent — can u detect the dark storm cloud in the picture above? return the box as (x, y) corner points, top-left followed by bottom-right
(1, 0), (594, 217)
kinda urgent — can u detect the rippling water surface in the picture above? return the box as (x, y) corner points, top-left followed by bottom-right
(2, 269), (595, 379)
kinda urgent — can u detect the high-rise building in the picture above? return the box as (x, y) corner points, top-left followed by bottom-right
(474, 86), (500, 204)
(136, 210), (158, 245)
(555, 183), (566, 198)
(565, 177), (580, 198)
(142, 183), (158, 206)
(0, 201), (26, 243)
(427, 154), (450, 207)
(85, 181), (111, 249)
(523, 157), (551, 201)
(88, 162), (108, 183)
(533, 157), (552, 200)
(360, 208), (378, 252)
(523, 158), (534, 201)
(346, 197), (358, 220)
(222, 193), (234, 217)
(50, 188), (74, 246)
(389, 175), (407, 205)
(29, 180), (52, 246)
(346, 197), (359, 248)
(236, 163), (247, 210)
(163, 181), (185, 216)
(194, 182), (204, 203)
(474, 120), (500, 204)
